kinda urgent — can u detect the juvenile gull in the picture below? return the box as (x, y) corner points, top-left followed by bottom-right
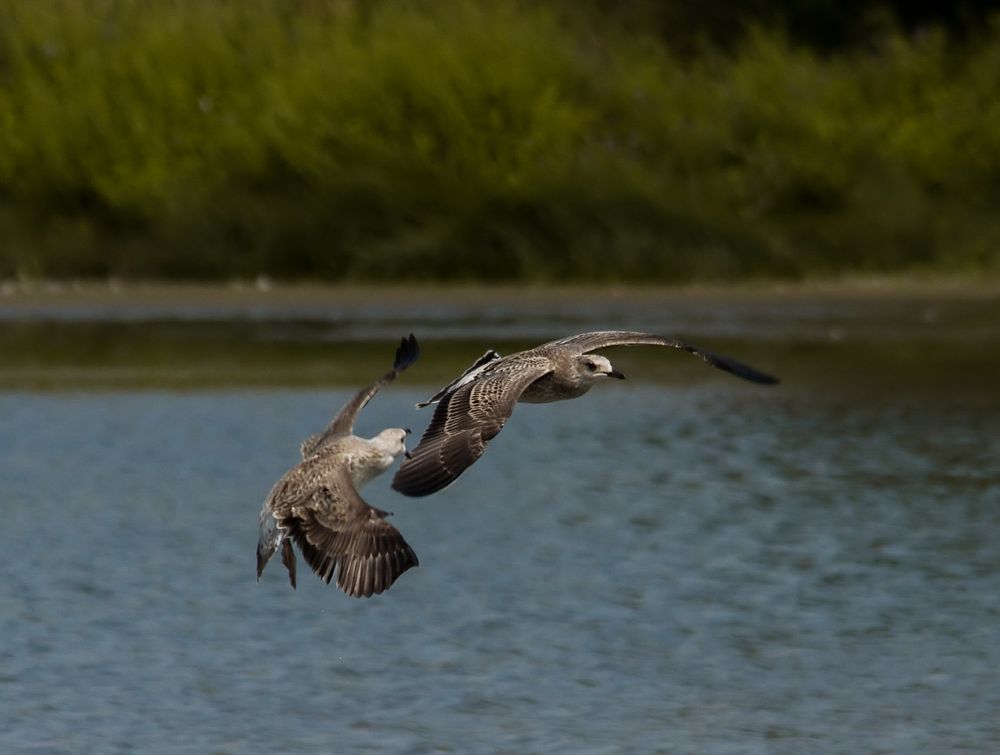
(392, 331), (778, 497)
(256, 334), (420, 597)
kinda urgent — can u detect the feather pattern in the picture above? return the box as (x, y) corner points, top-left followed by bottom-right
(392, 359), (552, 496)
(256, 335), (420, 597)
(279, 475), (418, 598)
(392, 330), (777, 497)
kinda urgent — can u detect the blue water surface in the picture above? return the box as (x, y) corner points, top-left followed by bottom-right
(1, 382), (998, 754)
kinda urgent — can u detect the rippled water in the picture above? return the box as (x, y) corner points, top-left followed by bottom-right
(2, 374), (999, 752)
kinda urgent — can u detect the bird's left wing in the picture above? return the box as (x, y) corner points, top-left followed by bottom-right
(301, 334), (420, 457)
(548, 331), (779, 385)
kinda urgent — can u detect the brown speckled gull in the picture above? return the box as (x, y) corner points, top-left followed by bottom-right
(392, 331), (778, 498)
(256, 334), (420, 597)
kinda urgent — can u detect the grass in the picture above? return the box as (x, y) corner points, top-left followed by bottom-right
(1, 0), (999, 282)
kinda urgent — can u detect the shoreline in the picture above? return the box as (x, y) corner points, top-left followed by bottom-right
(1, 276), (997, 391)
(2, 275), (999, 315)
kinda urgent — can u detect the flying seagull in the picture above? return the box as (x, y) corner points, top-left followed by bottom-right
(257, 334), (420, 597)
(392, 331), (778, 497)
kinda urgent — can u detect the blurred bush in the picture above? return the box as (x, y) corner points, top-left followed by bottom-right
(0, 0), (998, 281)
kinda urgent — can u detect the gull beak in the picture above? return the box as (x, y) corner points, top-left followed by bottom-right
(404, 450), (413, 460)
(404, 427), (412, 434)
(607, 369), (626, 380)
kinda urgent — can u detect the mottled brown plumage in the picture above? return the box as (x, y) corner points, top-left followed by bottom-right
(256, 335), (420, 597)
(392, 330), (777, 497)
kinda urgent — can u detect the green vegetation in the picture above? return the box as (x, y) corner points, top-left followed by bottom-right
(1, 0), (999, 282)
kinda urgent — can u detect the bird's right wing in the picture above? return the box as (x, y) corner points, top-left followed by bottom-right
(279, 467), (418, 597)
(392, 358), (552, 497)
(301, 334), (420, 457)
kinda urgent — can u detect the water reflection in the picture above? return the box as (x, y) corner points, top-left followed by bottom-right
(1, 284), (998, 393)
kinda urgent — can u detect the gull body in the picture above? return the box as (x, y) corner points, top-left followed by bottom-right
(256, 335), (420, 598)
(392, 330), (778, 497)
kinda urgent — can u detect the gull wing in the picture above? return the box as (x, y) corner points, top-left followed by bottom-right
(301, 334), (420, 457)
(256, 506), (283, 584)
(548, 331), (779, 385)
(392, 358), (552, 497)
(415, 349), (501, 408)
(257, 465), (316, 585)
(279, 466), (418, 597)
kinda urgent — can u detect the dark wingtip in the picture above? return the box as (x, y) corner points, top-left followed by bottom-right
(281, 538), (297, 589)
(393, 333), (421, 373)
(391, 469), (448, 498)
(708, 352), (780, 385)
(735, 364), (781, 385)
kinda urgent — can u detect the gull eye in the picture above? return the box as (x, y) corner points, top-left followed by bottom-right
(586, 361), (597, 371)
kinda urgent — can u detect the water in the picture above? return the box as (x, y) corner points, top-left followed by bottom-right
(2, 286), (999, 753)
(2, 381), (998, 753)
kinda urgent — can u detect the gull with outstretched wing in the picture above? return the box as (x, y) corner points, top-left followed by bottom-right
(392, 331), (778, 498)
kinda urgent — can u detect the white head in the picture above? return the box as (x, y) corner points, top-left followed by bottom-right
(575, 354), (626, 385)
(371, 427), (412, 460)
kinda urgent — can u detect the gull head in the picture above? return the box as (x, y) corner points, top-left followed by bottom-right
(372, 427), (413, 461)
(575, 354), (626, 384)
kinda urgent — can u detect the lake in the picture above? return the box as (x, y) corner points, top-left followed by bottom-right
(1, 284), (998, 753)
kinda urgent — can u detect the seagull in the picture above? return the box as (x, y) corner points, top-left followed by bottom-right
(392, 331), (778, 497)
(256, 334), (420, 597)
